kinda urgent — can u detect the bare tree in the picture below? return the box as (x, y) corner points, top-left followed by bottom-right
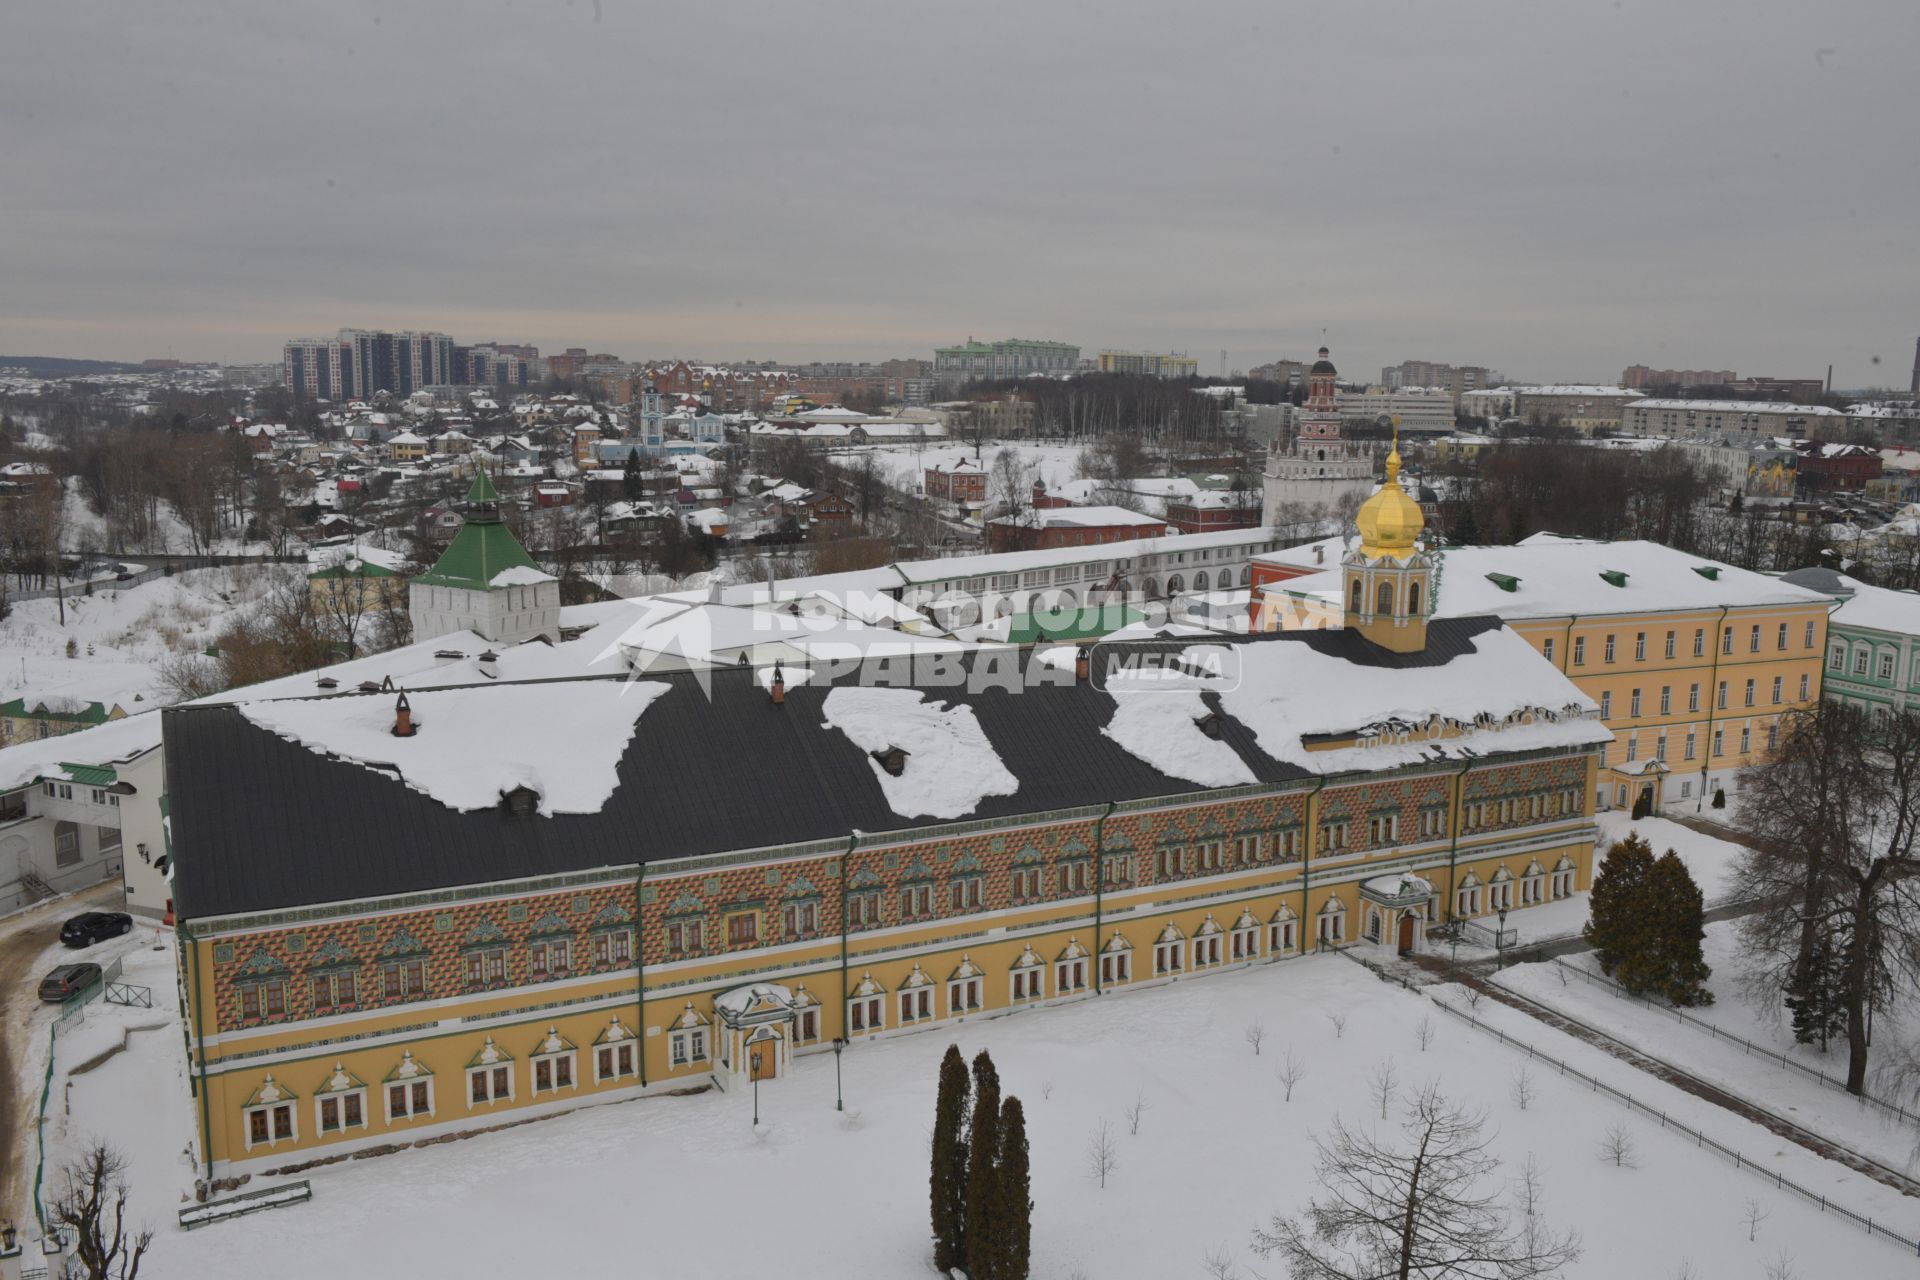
(1202, 1244), (1240, 1280)
(1762, 1249), (1797, 1280)
(1510, 1066), (1536, 1112)
(1125, 1091), (1149, 1136)
(1415, 1014), (1436, 1052)
(1740, 1197), (1769, 1243)
(1598, 1122), (1638, 1169)
(1251, 1085), (1580, 1280)
(50, 1141), (153, 1280)
(1672, 1259), (1699, 1280)
(1086, 1119), (1119, 1189)
(1325, 1010), (1347, 1040)
(1276, 1048), (1306, 1102)
(1735, 704), (1920, 1095)
(1369, 1057), (1398, 1119)
(1245, 1022), (1267, 1056)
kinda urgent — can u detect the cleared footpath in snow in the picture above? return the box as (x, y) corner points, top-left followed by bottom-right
(95, 952), (1914, 1278)
(1492, 921), (1920, 1180)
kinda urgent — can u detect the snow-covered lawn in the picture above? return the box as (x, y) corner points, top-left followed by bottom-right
(1596, 811), (1749, 906)
(53, 947), (1915, 1278)
(865, 442), (1090, 495)
(1494, 922), (1920, 1176)
(0, 564), (297, 707)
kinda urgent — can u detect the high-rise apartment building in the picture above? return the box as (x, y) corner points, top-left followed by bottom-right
(933, 337), (1079, 386)
(283, 330), (529, 399)
(1379, 360), (1498, 397)
(1096, 350), (1200, 378)
(1622, 365), (1737, 390)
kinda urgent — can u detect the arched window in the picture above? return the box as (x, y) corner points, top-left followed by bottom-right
(1376, 581), (1395, 615)
(1144, 577), (1161, 598)
(1194, 570), (1209, 591)
(1167, 574), (1185, 595)
(1407, 581), (1422, 615)
(1349, 579), (1362, 612)
(1239, 565), (1252, 586)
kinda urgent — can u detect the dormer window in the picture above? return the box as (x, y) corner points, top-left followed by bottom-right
(502, 785), (540, 817)
(871, 746), (909, 777)
(1195, 711), (1225, 741)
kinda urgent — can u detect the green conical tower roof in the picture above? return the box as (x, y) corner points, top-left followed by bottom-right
(466, 468), (501, 505)
(413, 468), (550, 591)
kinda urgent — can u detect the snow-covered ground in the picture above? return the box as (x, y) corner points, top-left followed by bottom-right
(59, 482), (273, 558)
(0, 564), (297, 708)
(50, 947), (1914, 1278)
(1595, 811), (1749, 905)
(1496, 920), (1920, 1175)
(865, 442), (1089, 495)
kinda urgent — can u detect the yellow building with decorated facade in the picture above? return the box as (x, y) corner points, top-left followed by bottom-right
(163, 463), (1612, 1180)
(1253, 521), (1833, 812)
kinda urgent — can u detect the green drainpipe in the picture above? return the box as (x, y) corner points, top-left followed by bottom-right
(839, 832), (861, 1031)
(181, 919), (212, 1185)
(1091, 801), (1116, 994)
(1302, 776), (1326, 948)
(634, 861), (648, 1087)
(1445, 759), (1475, 929)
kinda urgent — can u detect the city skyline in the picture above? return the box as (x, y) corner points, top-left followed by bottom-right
(3, 1), (1917, 386)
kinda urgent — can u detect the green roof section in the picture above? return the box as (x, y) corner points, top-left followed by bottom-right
(1, 698), (111, 725)
(60, 763), (117, 787)
(1006, 603), (1144, 645)
(413, 517), (547, 591)
(466, 468), (501, 504)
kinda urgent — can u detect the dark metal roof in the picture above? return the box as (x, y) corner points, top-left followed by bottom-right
(165, 620), (1506, 921)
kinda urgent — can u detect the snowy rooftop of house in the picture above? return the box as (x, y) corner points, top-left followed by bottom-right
(165, 621), (1605, 919)
(0, 712), (163, 793)
(1410, 537), (1828, 620)
(1630, 399), (1843, 417)
(1515, 385), (1645, 398)
(995, 505), (1164, 529)
(1823, 576), (1920, 637)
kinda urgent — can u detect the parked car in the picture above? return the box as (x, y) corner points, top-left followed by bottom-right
(60, 911), (132, 948)
(37, 962), (102, 1002)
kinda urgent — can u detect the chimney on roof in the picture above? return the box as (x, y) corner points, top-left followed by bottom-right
(770, 662), (786, 706)
(478, 650), (499, 677)
(392, 691), (416, 738)
(1314, 542), (1325, 564)
(1074, 646), (1091, 682)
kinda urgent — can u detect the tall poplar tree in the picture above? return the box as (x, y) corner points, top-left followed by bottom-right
(930, 1044), (971, 1272)
(996, 1096), (1033, 1280)
(964, 1051), (1002, 1280)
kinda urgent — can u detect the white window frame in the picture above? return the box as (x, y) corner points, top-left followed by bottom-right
(531, 1048), (578, 1096)
(243, 1101), (298, 1150)
(1229, 925), (1259, 960)
(316, 1089), (368, 1137)
(1152, 941), (1184, 975)
(948, 976), (982, 1016)
(385, 1076), (435, 1123)
(670, 1025), (710, 1065)
(1054, 958), (1087, 993)
(468, 1063), (515, 1106)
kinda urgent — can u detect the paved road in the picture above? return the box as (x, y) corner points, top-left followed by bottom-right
(0, 880), (122, 1226)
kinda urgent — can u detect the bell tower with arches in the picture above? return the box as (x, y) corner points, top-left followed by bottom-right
(1342, 432), (1432, 654)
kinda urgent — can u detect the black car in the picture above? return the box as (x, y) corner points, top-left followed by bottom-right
(38, 962), (102, 1002)
(59, 911), (132, 948)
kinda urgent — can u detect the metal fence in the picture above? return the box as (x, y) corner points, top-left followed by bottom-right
(1339, 950), (1920, 1260)
(1549, 958), (1920, 1127)
(31, 1023), (56, 1231)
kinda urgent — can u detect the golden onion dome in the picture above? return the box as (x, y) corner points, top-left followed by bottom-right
(1356, 442), (1424, 559)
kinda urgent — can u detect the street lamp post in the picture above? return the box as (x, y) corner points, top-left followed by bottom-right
(1496, 906), (1509, 968)
(751, 1050), (761, 1127)
(832, 1036), (848, 1111)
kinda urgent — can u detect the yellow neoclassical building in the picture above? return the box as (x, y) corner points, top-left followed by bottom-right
(1254, 532), (1833, 812)
(164, 484), (1612, 1180)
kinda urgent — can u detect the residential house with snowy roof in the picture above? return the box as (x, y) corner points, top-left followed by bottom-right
(1254, 527), (1832, 814)
(0, 694), (131, 743)
(0, 713), (165, 918)
(160, 463), (1607, 1177)
(408, 470), (560, 645)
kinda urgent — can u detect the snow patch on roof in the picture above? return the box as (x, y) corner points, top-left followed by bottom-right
(1101, 689), (1257, 789)
(821, 686), (1018, 820)
(237, 682), (668, 815)
(489, 565), (557, 587)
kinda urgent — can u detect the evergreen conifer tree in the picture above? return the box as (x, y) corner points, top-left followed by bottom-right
(930, 1044), (971, 1272)
(1644, 850), (1714, 1005)
(996, 1096), (1032, 1280)
(1584, 833), (1655, 976)
(964, 1051), (1002, 1280)
(1785, 923), (1848, 1049)
(622, 448), (643, 501)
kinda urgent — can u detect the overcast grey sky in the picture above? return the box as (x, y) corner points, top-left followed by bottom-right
(3, 1), (1916, 385)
